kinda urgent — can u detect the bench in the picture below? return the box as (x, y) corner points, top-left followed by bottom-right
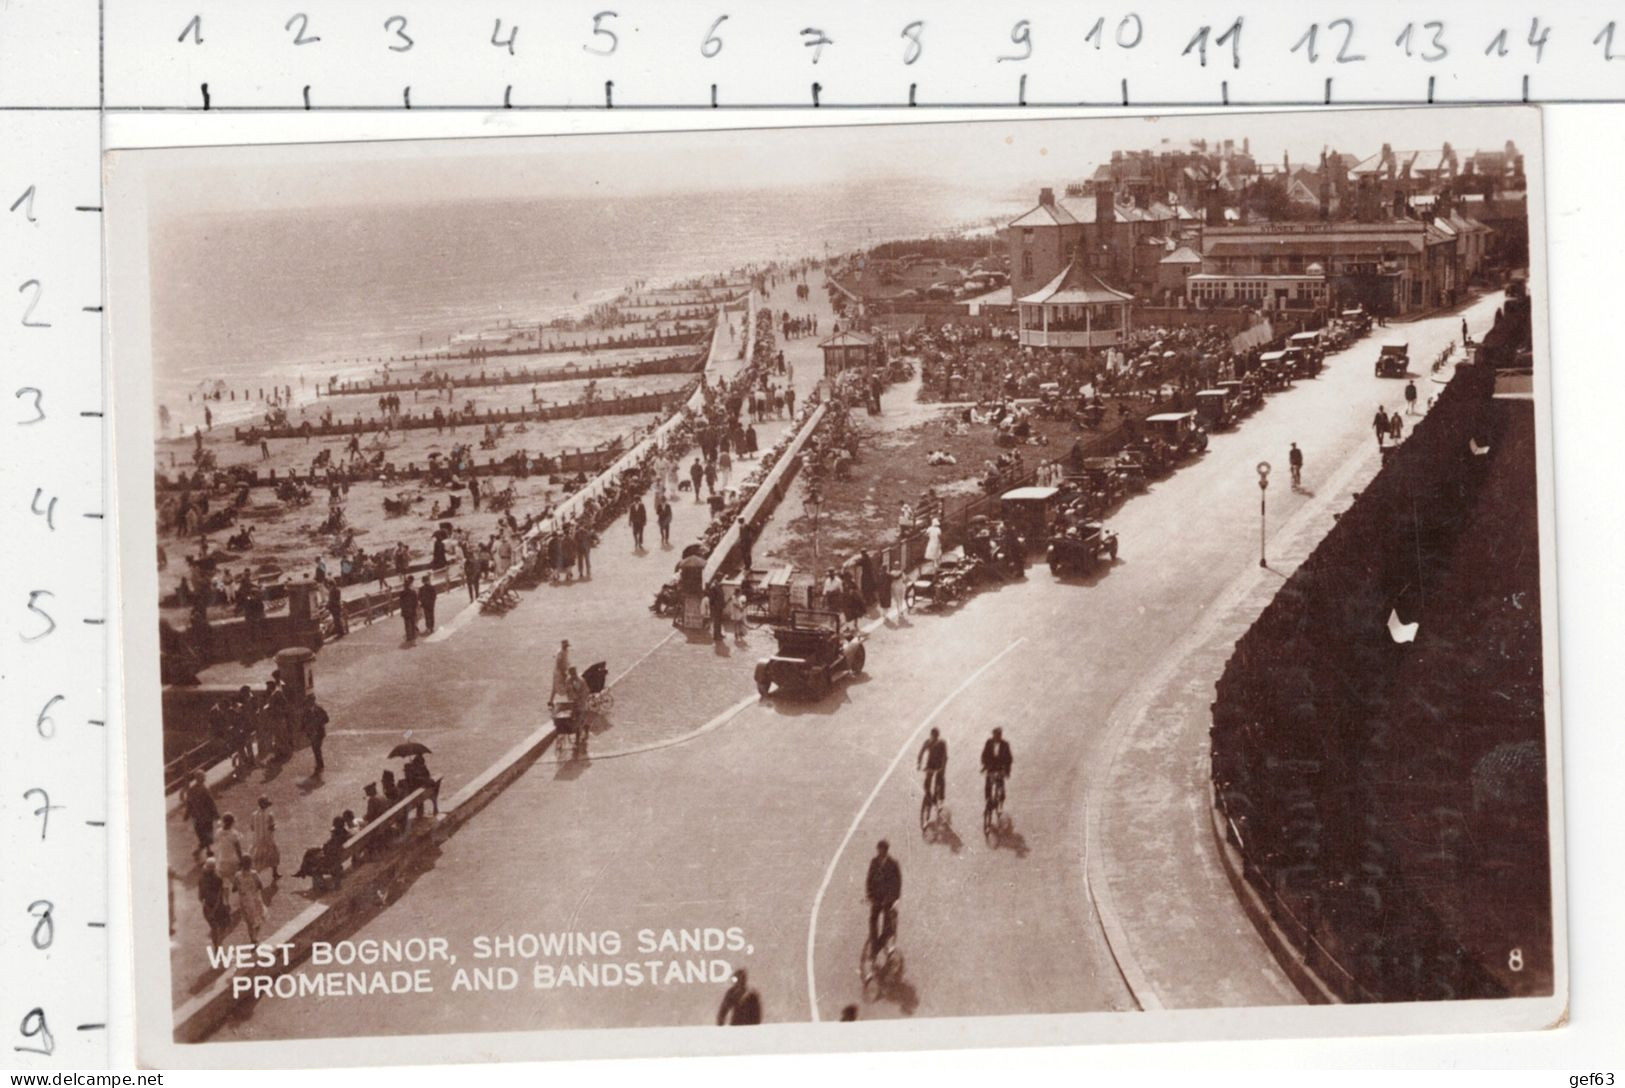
(478, 572), (520, 613)
(300, 785), (438, 891)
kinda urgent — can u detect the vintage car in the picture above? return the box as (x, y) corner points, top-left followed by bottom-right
(1340, 307), (1373, 336)
(1375, 342), (1410, 377)
(1255, 350), (1295, 390)
(1046, 519), (1120, 576)
(905, 549), (983, 611)
(1073, 457), (1126, 508)
(755, 609), (866, 699)
(1216, 378), (1261, 416)
(963, 515), (1025, 579)
(1143, 411), (1210, 462)
(999, 485), (1061, 548)
(1287, 331), (1325, 371)
(1194, 388), (1236, 431)
(1112, 448), (1151, 492)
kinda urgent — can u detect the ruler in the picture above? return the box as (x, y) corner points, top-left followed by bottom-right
(0, 0), (110, 1071)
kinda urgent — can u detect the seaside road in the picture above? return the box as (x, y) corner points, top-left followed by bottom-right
(219, 297), (1497, 1040)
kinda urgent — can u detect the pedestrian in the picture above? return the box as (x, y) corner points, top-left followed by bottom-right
(924, 517), (943, 570)
(744, 424), (759, 458)
(575, 522), (593, 579)
(214, 813), (244, 904)
(236, 867), (268, 944)
(657, 498), (673, 546)
(629, 498), (647, 550)
(550, 639), (571, 705)
(248, 796), (281, 881)
(1372, 405), (1389, 449)
(399, 575), (419, 640)
(183, 774), (218, 857)
(689, 458), (704, 502)
(417, 576), (438, 633)
(704, 459), (717, 499)
(736, 517), (754, 571)
(198, 856), (231, 948)
(898, 501), (913, 541)
(303, 692), (328, 774)
(1461, 318), (1469, 344)
(327, 580), (346, 638)
(1389, 410), (1404, 442)
(464, 549), (481, 601)
(785, 386), (796, 416)
(728, 589), (748, 645)
(708, 580), (726, 642)
(716, 968), (762, 1026)
(1404, 379), (1418, 415)
(719, 448), (732, 488)
(1289, 442), (1304, 490)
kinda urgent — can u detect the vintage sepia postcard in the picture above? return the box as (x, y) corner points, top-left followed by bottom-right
(108, 106), (1565, 1067)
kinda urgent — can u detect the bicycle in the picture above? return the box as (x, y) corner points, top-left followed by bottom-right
(919, 770), (950, 840)
(983, 772), (1010, 844)
(859, 906), (904, 1000)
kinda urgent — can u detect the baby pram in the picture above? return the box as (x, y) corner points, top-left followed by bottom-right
(552, 661), (611, 760)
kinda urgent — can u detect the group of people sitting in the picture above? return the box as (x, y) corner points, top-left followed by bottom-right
(292, 752), (438, 892)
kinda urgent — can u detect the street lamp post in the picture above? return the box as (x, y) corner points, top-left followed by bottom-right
(1256, 461), (1271, 568)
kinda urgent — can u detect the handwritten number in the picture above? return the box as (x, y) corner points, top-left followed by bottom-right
(492, 19), (519, 55)
(1292, 23), (1320, 62)
(1527, 18), (1550, 62)
(15, 387), (45, 425)
(900, 20), (924, 65)
(21, 589), (56, 642)
(19, 280), (50, 328)
(1117, 15), (1143, 49)
(15, 1008), (54, 1056)
(998, 19), (1032, 63)
(384, 16), (413, 52)
(178, 14), (203, 44)
(585, 11), (619, 56)
(28, 900), (54, 950)
(10, 186), (37, 223)
(1596, 22), (1621, 60)
(701, 15), (727, 58)
(37, 695), (63, 739)
(30, 489), (57, 532)
(285, 13), (320, 46)
(1184, 18), (1242, 69)
(801, 27), (833, 63)
(1396, 21), (1447, 61)
(1329, 18), (1364, 62)
(23, 787), (61, 841)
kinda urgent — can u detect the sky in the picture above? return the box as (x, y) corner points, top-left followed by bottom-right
(124, 106), (1540, 217)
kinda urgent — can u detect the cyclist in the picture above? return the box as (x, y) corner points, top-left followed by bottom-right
(1288, 442), (1304, 489)
(917, 727), (948, 816)
(980, 727), (1013, 818)
(865, 839), (902, 955)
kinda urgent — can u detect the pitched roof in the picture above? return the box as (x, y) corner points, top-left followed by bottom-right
(818, 330), (874, 348)
(1017, 261), (1134, 305)
(1009, 201), (1078, 228)
(1161, 245), (1203, 264)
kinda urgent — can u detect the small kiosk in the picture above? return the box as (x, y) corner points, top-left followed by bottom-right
(818, 329), (875, 379)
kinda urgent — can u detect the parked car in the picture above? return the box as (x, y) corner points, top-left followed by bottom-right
(1046, 519), (1119, 576)
(1143, 411), (1210, 462)
(1194, 388), (1236, 431)
(755, 609), (866, 699)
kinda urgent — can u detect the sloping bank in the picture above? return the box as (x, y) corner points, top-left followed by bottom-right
(1209, 317), (1550, 1002)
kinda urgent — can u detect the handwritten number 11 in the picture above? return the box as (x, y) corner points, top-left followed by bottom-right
(1184, 18), (1242, 68)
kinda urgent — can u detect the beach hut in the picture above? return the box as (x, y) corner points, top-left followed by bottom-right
(817, 329), (875, 378)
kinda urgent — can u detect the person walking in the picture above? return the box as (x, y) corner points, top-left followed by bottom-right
(399, 575), (420, 640)
(784, 386), (796, 417)
(1288, 442), (1304, 489)
(248, 796), (281, 881)
(735, 518), (754, 571)
(236, 867), (268, 944)
(215, 813), (244, 907)
(924, 517), (943, 571)
(1404, 378), (1418, 415)
(303, 692), (329, 774)
(1461, 317), (1469, 344)
(464, 545), (481, 601)
(897, 501), (913, 542)
(417, 577), (438, 634)
(704, 459), (718, 500)
(327, 580), (347, 638)
(689, 457), (704, 502)
(1372, 405), (1390, 449)
(1389, 409), (1404, 443)
(550, 639), (571, 705)
(183, 774), (218, 859)
(575, 522), (593, 579)
(728, 589), (748, 645)
(708, 579), (726, 642)
(198, 857), (231, 949)
(716, 968), (762, 1026)
(656, 497), (673, 547)
(629, 498), (648, 551)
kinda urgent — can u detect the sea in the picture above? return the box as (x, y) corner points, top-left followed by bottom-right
(150, 179), (1026, 429)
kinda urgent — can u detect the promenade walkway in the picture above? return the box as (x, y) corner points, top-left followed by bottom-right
(166, 280), (837, 1006)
